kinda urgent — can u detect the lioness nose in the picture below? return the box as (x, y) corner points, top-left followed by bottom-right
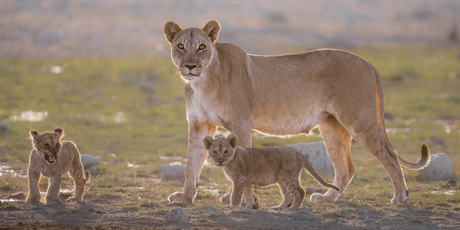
(185, 64), (197, 70)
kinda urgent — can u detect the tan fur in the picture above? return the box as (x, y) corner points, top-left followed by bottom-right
(26, 127), (90, 204)
(204, 135), (339, 210)
(164, 20), (430, 205)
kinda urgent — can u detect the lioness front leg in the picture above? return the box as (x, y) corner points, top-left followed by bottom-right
(26, 169), (41, 203)
(168, 122), (217, 203)
(45, 175), (62, 203)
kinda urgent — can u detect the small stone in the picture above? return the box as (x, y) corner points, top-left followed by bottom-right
(80, 154), (101, 171)
(46, 200), (60, 207)
(417, 153), (455, 181)
(336, 220), (344, 226)
(164, 207), (188, 223)
(398, 208), (409, 214)
(380, 226), (391, 230)
(105, 160), (118, 165)
(338, 209), (350, 218)
(0, 123), (11, 135)
(447, 211), (459, 218)
(161, 165), (186, 182)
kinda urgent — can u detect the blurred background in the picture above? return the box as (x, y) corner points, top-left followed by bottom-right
(1, 0), (459, 57)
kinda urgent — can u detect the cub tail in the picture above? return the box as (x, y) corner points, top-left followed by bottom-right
(84, 171), (91, 184)
(300, 152), (340, 192)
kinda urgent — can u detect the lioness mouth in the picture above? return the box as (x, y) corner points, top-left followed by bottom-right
(44, 154), (57, 164)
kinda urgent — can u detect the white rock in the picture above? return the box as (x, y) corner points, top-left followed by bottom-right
(289, 141), (334, 178)
(161, 165), (185, 182)
(164, 207), (188, 223)
(80, 154), (101, 171)
(417, 153), (455, 181)
(398, 208), (409, 214)
(339, 209), (350, 218)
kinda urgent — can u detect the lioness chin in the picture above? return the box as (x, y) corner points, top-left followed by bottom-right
(163, 20), (430, 205)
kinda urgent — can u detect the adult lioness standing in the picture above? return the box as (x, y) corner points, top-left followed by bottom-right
(163, 20), (430, 205)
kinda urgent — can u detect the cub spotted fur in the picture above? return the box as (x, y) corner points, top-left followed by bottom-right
(26, 127), (89, 204)
(203, 134), (339, 210)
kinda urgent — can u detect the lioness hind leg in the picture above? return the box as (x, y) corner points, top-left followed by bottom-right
(311, 115), (354, 203)
(352, 127), (408, 204)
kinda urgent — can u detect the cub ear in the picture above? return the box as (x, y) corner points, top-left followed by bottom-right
(227, 134), (238, 149)
(203, 136), (214, 150)
(54, 127), (64, 138)
(30, 129), (39, 139)
(163, 21), (183, 44)
(202, 20), (221, 43)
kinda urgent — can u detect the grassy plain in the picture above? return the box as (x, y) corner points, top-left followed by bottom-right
(0, 46), (460, 228)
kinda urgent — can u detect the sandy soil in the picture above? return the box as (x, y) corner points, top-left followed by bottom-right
(1, 192), (460, 230)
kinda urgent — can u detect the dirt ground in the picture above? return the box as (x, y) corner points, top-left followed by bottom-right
(1, 192), (460, 230)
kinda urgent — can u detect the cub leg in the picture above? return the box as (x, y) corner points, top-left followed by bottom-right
(26, 170), (41, 202)
(221, 127), (253, 205)
(231, 178), (246, 207)
(287, 180), (305, 211)
(311, 115), (354, 203)
(271, 182), (293, 210)
(67, 161), (86, 202)
(45, 174), (62, 203)
(242, 184), (258, 209)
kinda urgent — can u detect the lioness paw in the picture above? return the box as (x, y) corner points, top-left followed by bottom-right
(168, 192), (188, 203)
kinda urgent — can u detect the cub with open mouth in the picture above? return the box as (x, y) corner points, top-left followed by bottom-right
(26, 127), (90, 204)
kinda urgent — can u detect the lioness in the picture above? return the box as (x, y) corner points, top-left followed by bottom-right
(26, 127), (89, 203)
(204, 134), (339, 210)
(164, 20), (430, 205)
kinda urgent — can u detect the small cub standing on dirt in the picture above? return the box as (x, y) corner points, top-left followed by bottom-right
(26, 127), (89, 204)
(203, 134), (339, 210)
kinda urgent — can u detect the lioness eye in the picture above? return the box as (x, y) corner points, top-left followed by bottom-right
(177, 44), (184, 50)
(198, 44), (206, 50)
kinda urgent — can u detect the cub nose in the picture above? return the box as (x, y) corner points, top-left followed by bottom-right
(217, 159), (224, 164)
(184, 64), (197, 71)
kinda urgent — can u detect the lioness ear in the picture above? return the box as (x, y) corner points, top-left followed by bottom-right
(163, 21), (183, 43)
(54, 127), (64, 138)
(202, 20), (221, 43)
(227, 134), (238, 149)
(203, 136), (213, 150)
(30, 129), (39, 139)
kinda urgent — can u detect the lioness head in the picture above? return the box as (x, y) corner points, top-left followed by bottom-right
(30, 127), (64, 165)
(203, 134), (238, 167)
(163, 20), (221, 82)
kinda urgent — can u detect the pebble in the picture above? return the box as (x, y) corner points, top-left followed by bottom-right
(398, 208), (409, 214)
(338, 209), (350, 218)
(164, 207), (188, 223)
(380, 226), (391, 230)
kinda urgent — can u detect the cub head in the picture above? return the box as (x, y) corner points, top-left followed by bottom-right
(30, 127), (64, 165)
(163, 20), (221, 82)
(203, 134), (238, 167)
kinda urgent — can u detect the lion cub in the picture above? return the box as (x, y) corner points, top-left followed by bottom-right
(26, 127), (90, 204)
(203, 134), (339, 210)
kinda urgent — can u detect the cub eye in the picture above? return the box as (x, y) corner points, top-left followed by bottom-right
(213, 150), (217, 155)
(224, 150), (229, 154)
(177, 44), (184, 50)
(44, 143), (50, 147)
(198, 44), (206, 50)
